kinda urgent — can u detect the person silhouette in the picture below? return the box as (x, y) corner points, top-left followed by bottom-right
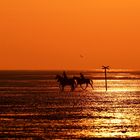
(80, 73), (85, 80)
(62, 71), (68, 80)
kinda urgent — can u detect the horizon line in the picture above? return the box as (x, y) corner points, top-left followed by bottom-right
(0, 68), (140, 71)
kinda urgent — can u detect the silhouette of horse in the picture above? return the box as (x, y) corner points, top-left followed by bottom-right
(73, 76), (94, 90)
(55, 74), (76, 91)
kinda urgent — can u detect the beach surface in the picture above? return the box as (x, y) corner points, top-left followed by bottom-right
(0, 70), (140, 139)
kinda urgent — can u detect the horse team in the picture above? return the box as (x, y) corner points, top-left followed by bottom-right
(55, 71), (93, 91)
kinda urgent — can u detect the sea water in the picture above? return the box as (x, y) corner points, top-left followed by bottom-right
(0, 70), (140, 139)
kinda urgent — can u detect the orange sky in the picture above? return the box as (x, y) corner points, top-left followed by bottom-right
(0, 0), (140, 70)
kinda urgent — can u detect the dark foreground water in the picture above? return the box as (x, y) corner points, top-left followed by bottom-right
(0, 70), (140, 139)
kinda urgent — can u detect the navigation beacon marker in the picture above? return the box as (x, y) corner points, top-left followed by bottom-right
(102, 66), (110, 91)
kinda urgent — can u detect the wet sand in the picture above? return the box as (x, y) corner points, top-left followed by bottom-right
(0, 70), (140, 139)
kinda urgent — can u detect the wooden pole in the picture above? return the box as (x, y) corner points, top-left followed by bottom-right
(102, 66), (110, 91)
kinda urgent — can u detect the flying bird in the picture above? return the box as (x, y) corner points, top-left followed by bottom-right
(80, 54), (84, 58)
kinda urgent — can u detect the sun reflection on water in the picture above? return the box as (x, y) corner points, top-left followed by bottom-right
(0, 71), (140, 139)
(91, 80), (140, 92)
(73, 79), (140, 138)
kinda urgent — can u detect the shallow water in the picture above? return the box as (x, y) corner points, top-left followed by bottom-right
(0, 70), (140, 139)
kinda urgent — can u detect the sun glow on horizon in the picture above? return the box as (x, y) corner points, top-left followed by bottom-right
(0, 0), (140, 70)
